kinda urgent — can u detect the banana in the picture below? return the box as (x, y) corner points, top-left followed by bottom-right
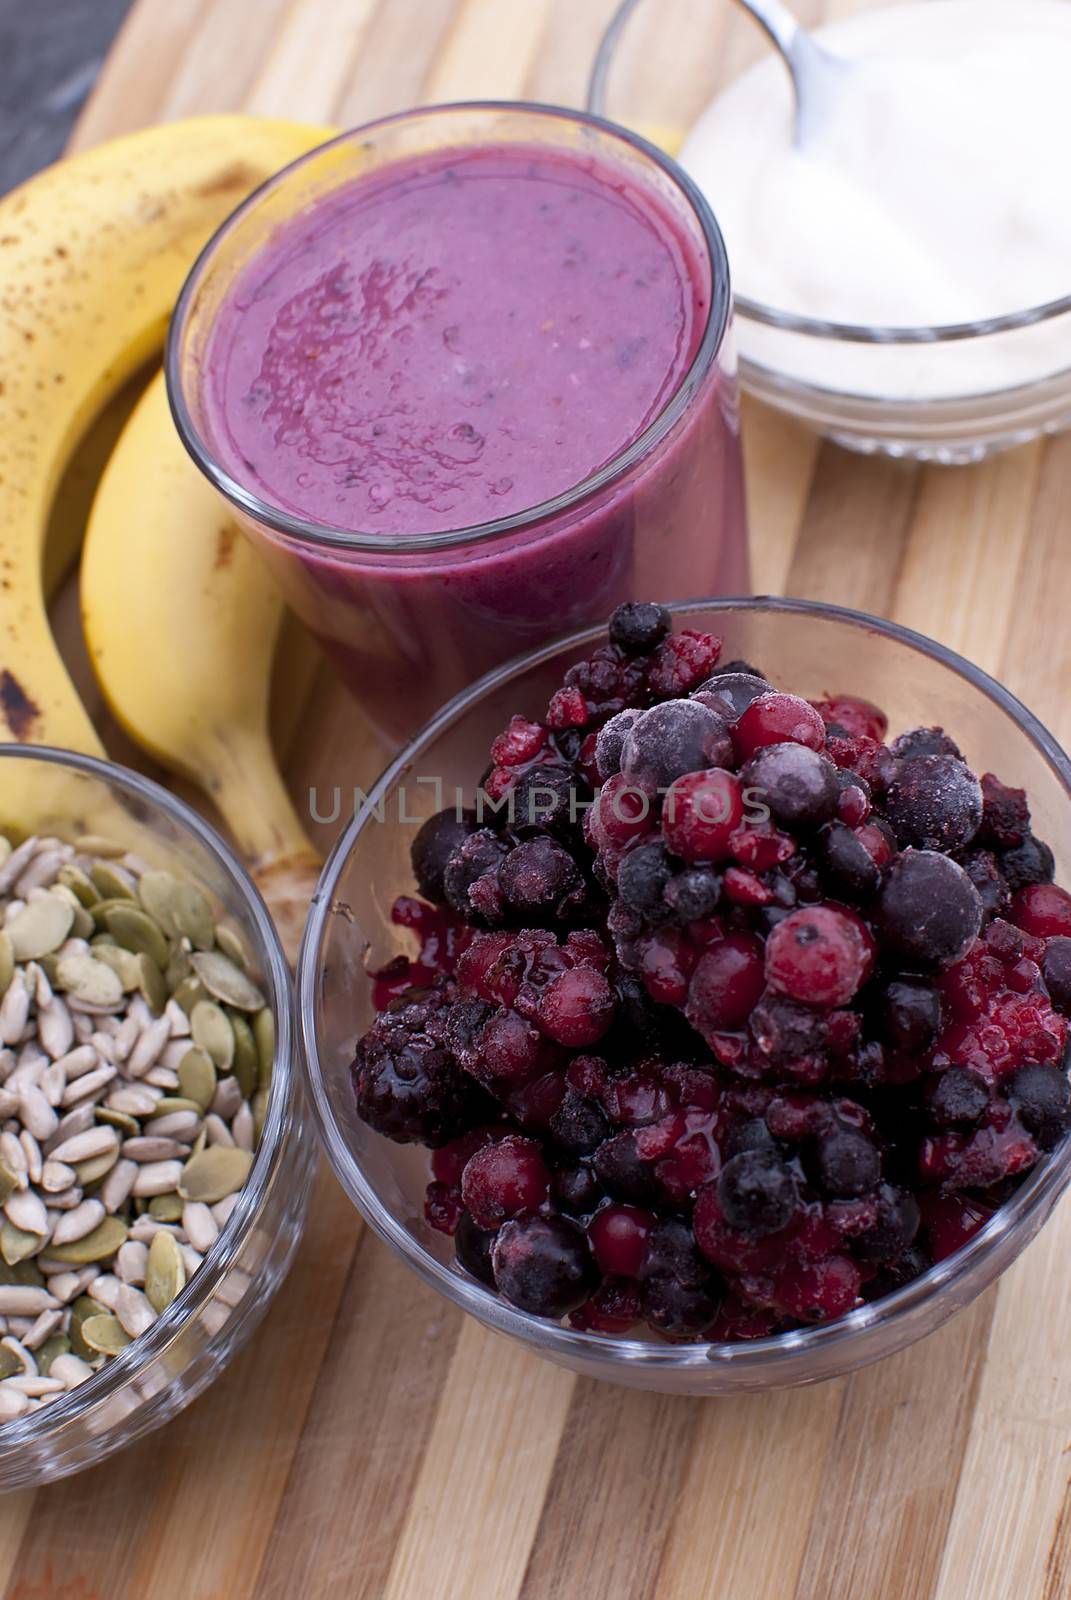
(83, 371), (320, 960)
(0, 114), (332, 756)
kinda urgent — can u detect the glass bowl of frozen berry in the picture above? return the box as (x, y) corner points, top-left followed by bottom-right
(298, 598), (1071, 1393)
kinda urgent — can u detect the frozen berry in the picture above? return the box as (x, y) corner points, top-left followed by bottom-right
(641, 1273), (721, 1336)
(621, 699), (733, 791)
(1011, 883), (1071, 937)
(609, 600), (671, 656)
(664, 868), (722, 924)
(765, 905), (875, 1007)
(876, 850), (983, 969)
(978, 774), (1031, 849)
(883, 754), (982, 852)
(854, 1184), (920, 1263)
(694, 671), (770, 720)
(648, 630), (722, 696)
(454, 1210), (498, 1286)
(460, 1135), (550, 1228)
(411, 809), (477, 902)
(881, 978), (942, 1055)
(925, 1067), (989, 1125)
(810, 1125), (880, 1196)
(549, 1089), (611, 1155)
(716, 1149), (798, 1237)
(662, 770), (744, 862)
(490, 716), (547, 767)
(592, 1129), (659, 1203)
(750, 992), (829, 1065)
(552, 1162), (603, 1214)
(589, 773), (655, 851)
(959, 849), (1012, 923)
(686, 933), (765, 1036)
(814, 695), (888, 742)
(835, 771), (872, 828)
(1007, 1063), (1071, 1150)
(816, 821), (882, 901)
(617, 841), (673, 914)
(510, 765), (581, 836)
(1042, 937), (1071, 1013)
(499, 837), (585, 920)
(539, 965), (615, 1047)
(734, 693), (826, 759)
(492, 1214), (597, 1317)
(443, 830), (510, 921)
(741, 743), (838, 829)
(1001, 835), (1055, 892)
(594, 709), (643, 782)
(353, 987), (469, 1147)
(588, 1203), (656, 1276)
(546, 685), (588, 730)
(772, 1255), (861, 1322)
(891, 727), (962, 761)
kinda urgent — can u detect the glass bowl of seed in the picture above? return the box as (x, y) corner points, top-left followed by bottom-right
(0, 746), (311, 1486)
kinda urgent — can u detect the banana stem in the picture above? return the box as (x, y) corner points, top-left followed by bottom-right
(201, 725), (319, 876)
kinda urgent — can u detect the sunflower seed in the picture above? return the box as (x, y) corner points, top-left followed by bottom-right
(40, 1062), (66, 1107)
(91, 943), (141, 991)
(181, 1202), (218, 1254)
(51, 1200), (105, 1247)
(112, 1013), (140, 1064)
(147, 1111), (201, 1143)
(18, 1083), (57, 1143)
(59, 1064), (116, 1107)
(231, 1102), (254, 1152)
(0, 1387), (29, 1417)
(0, 976), (30, 1046)
(212, 1193), (240, 1228)
(45, 1271), (86, 1304)
(38, 997), (74, 1061)
(209, 1076), (243, 1121)
(115, 1241), (148, 1285)
(165, 998), (191, 1038)
(126, 1015), (171, 1078)
(145, 1230), (185, 1313)
(99, 1158), (138, 1215)
(204, 1114), (235, 1149)
(50, 1126), (118, 1166)
(114, 1283), (156, 1338)
(23, 1308), (63, 1350)
(3, 1189), (47, 1237)
(0, 1287), (57, 1316)
(41, 1160), (76, 1195)
(55, 1045), (100, 1082)
(50, 1352), (94, 1387)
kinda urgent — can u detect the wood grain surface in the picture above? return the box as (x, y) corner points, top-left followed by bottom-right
(9, 1), (1071, 1596)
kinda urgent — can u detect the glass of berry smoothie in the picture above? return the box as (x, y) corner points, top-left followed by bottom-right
(167, 104), (748, 744)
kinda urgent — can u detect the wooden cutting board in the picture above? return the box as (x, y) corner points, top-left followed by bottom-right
(4, 0), (1071, 1595)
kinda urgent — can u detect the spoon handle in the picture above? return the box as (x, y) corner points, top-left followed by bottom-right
(733, 0), (805, 59)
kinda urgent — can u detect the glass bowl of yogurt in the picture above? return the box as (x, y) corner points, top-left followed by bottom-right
(589, 0), (1071, 462)
(167, 103), (749, 745)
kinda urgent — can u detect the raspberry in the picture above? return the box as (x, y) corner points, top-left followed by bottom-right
(662, 770), (744, 862)
(734, 693), (826, 759)
(647, 629), (722, 697)
(546, 686), (588, 730)
(765, 905), (875, 1007)
(812, 694), (888, 741)
(564, 643), (647, 718)
(490, 716), (548, 767)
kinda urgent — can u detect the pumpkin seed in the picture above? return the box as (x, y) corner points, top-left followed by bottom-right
(0, 1160), (17, 1205)
(75, 835), (124, 859)
(230, 1013), (258, 1099)
(215, 924), (250, 970)
(36, 1332), (70, 1375)
(137, 952), (168, 1015)
(91, 943), (140, 991)
(45, 1216), (128, 1264)
(1, 1220), (41, 1265)
(191, 1001), (235, 1070)
(177, 1048), (216, 1111)
(171, 975), (209, 1016)
(73, 1147), (120, 1188)
(0, 1258), (44, 1288)
(51, 885), (95, 940)
(147, 1192), (183, 1223)
(89, 862), (136, 902)
(164, 945), (193, 991)
(145, 1229), (186, 1313)
(6, 895), (74, 961)
(96, 1107), (140, 1138)
(0, 1343), (22, 1380)
(0, 931), (13, 996)
(171, 883), (215, 952)
(80, 1312), (131, 1355)
(178, 1145), (253, 1203)
(58, 865), (99, 908)
(137, 871), (181, 936)
(103, 905), (169, 969)
(253, 1007), (274, 1090)
(55, 954), (124, 1009)
(191, 952), (265, 1013)
(148, 1097), (203, 1120)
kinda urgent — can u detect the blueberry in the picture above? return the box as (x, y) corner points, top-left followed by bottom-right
(617, 841), (673, 914)
(707, 658), (767, 681)
(641, 1217), (709, 1283)
(621, 699), (733, 790)
(854, 1183), (921, 1263)
(499, 837), (585, 920)
(641, 1273), (721, 1337)
(725, 1116), (779, 1158)
(454, 1209), (498, 1286)
(741, 742), (839, 828)
(1007, 1063), (1071, 1150)
(608, 601), (671, 656)
(876, 850), (983, 969)
(594, 708), (643, 782)
(510, 764), (582, 837)
(817, 820), (882, 901)
(411, 808), (477, 902)
(925, 1067), (989, 1126)
(664, 868), (722, 924)
(592, 1129), (659, 1203)
(881, 979), (942, 1054)
(1001, 834), (1055, 892)
(693, 671), (770, 721)
(552, 1162), (603, 1215)
(549, 1089), (611, 1156)
(443, 829), (510, 920)
(890, 727), (963, 761)
(810, 1125), (880, 1197)
(1043, 936), (1071, 1013)
(867, 1244), (931, 1297)
(717, 1149), (797, 1236)
(883, 754), (983, 852)
(492, 1214), (597, 1317)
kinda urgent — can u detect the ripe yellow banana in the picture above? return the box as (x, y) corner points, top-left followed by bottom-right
(83, 371), (321, 960)
(0, 114), (332, 757)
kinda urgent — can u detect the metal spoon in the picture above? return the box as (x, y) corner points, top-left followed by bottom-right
(733, 0), (848, 143)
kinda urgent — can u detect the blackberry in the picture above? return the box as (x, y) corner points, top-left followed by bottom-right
(1001, 834), (1055, 892)
(925, 1067), (989, 1126)
(1007, 1063), (1071, 1150)
(454, 1209), (498, 1286)
(492, 1214), (597, 1317)
(608, 600), (671, 656)
(716, 1149), (797, 1237)
(411, 808), (477, 902)
(443, 829), (510, 921)
(499, 836), (585, 920)
(621, 698), (733, 790)
(958, 848), (1012, 922)
(978, 773), (1031, 850)
(883, 754), (983, 852)
(876, 850), (983, 969)
(890, 727), (963, 761)
(352, 984), (469, 1147)
(741, 742), (839, 828)
(564, 643), (646, 719)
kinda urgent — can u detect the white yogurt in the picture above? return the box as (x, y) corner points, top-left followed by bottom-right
(681, 0), (1071, 398)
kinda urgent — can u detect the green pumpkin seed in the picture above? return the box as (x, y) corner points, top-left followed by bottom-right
(58, 864), (100, 908)
(6, 894), (74, 961)
(46, 1216), (128, 1264)
(75, 834), (124, 858)
(253, 1007), (275, 1090)
(165, 944), (193, 990)
(148, 1192), (184, 1223)
(137, 871), (181, 936)
(191, 1001), (235, 1070)
(81, 1313), (131, 1356)
(1, 1220), (41, 1265)
(0, 1258), (44, 1288)
(149, 1097), (203, 1119)
(230, 1012), (258, 1099)
(92, 943), (141, 991)
(55, 953), (124, 1009)
(90, 897), (136, 929)
(89, 861), (136, 901)
(189, 1127), (208, 1159)
(178, 1145), (252, 1203)
(171, 975), (208, 1016)
(178, 1047), (216, 1111)
(36, 1332), (70, 1376)
(0, 838), (10, 865)
(171, 883), (215, 952)
(96, 1107), (140, 1138)
(74, 1147), (120, 1187)
(51, 884), (95, 940)
(0, 1344), (23, 1380)
(68, 1295), (100, 1360)
(137, 951), (168, 1015)
(0, 1159), (17, 1205)
(103, 905), (169, 970)
(191, 951), (265, 1013)
(145, 1229), (186, 1313)
(215, 924), (250, 970)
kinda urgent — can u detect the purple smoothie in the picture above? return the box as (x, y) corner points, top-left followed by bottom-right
(193, 128), (749, 741)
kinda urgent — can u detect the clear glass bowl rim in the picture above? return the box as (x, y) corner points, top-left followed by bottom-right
(298, 595), (1071, 1375)
(588, 0), (1071, 349)
(165, 100), (733, 556)
(0, 745), (295, 1435)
